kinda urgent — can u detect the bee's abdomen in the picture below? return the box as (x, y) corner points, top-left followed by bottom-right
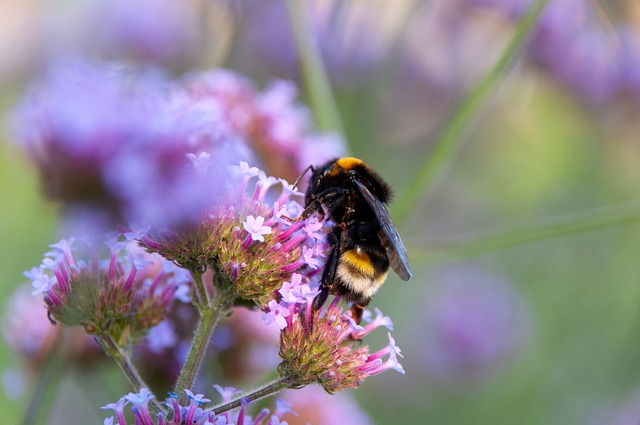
(334, 246), (390, 303)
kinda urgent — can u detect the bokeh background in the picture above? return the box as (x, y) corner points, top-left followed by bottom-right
(3, 0), (640, 423)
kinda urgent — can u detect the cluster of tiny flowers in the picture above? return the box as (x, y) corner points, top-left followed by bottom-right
(276, 295), (405, 393)
(137, 162), (330, 308)
(11, 60), (345, 231)
(102, 387), (293, 425)
(25, 234), (189, 349)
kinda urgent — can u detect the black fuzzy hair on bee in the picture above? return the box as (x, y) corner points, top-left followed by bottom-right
(297, 157), (411, 323)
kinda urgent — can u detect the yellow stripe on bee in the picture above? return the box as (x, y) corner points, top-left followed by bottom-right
(336, 157), (364, 171)
(341, 249), (375, 277)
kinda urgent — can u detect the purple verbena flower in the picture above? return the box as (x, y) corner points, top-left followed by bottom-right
(91, 0), (198, 64)
(277, 296), (405, 393)
(243, 215), (272, 243)
(26, 233), (188, 349)
(418, 266), (530, 386)
(136, 162), (330, 308)
(262, 300), (291, 331)
(12, 60), (346, 235)
(281, 386), (373, 425)
(10, 60), (239, 231)
(178, 70), (347, 182)
(3, 285), (60, 361)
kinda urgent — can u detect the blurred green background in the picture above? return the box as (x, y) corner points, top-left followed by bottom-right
(3, 0), (640, 424)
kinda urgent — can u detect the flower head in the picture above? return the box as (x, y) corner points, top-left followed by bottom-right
(136, 162), (330, 308)
(26, 234), (187, 350)
(277, 297), (405, 393)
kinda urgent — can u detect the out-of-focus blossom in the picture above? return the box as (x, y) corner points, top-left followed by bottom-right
(0, 0), (222, 80)
(589, 390), (640, 425)
(617, 27), (640, 98)
(134, 302), (198, 392)
(25, 234), (187, 351)
(11, 60), (236, 230)
(2, 284), (104, 366)
(177, 71), (346, 182)
(280, 385), (373, 425)
(382, 0), (510, 143)
(415, 266), (530, 387)
(11, 61), (345, 233)
(461, 0), (640, 104)
(230, 0), (408, 87)
(3, 286), (58, 361)
(90, 0), (199, 65)
(528, 0), (619, 104)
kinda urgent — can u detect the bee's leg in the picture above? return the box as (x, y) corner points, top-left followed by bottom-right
(291, 188), (349, 223)
(313, 283), (330, 311)
(313, 230), (341, 311)
(350, 301), (368, 325)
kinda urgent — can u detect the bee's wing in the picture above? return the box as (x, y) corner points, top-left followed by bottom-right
(354, 179), (412, 281)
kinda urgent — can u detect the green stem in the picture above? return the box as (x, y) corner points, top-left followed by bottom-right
(284, 0), (344, 135)
(103, 336), (165, 414)
(173, 288), (229, 404)
(392, 0), (550, 222)
(413, 201), (640, 261)
(190, 268), (209, 310)
(22, 329), (66, 425)
(207, 376), (296, 415)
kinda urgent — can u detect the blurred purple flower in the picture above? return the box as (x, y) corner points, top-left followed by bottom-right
(12, 60), (345, 232)
(280, 385), (373, 425)
(462, 0), (532, 19)
(91, 0), (198, 64)
(145, 320), (178, 354)
(231, 0), (392, 86)
(590, 390), (640, 425)
(529, 0), (619, 103)
(617, 27), (640, 97)
(417, 266), (530, 387)
(11, 60), (237, 230)
(461, 0), (640, 104)
(3, 286), (58, 360)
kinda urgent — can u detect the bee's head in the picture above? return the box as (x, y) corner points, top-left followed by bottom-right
(306, 158), (361, 195)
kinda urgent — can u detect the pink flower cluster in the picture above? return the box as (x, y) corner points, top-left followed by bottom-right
(25, 235), (188, 347)
(276, 295), (405, 393)
(138, 161), (330, 308)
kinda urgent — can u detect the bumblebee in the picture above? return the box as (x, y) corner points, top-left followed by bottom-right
(297, 157), (412, 323)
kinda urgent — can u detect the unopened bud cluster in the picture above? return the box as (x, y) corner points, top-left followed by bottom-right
(26, 235), (185, 349)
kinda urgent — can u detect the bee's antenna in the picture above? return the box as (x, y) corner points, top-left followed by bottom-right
(292, 165), (313, 190)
